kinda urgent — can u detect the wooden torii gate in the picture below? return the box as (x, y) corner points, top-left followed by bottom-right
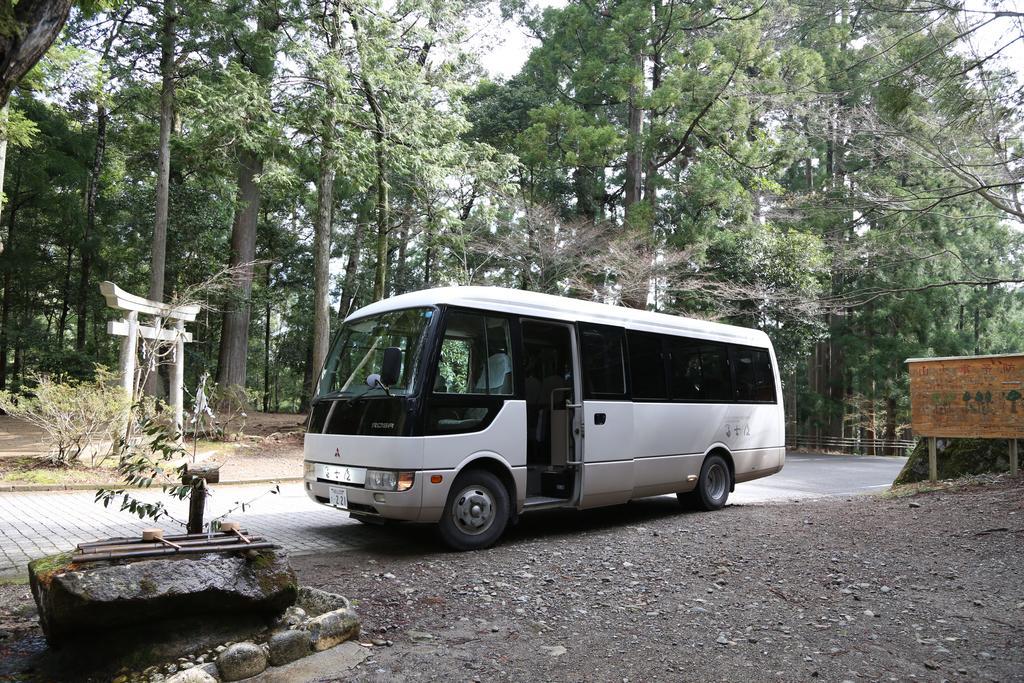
(100, 281), (200, 435)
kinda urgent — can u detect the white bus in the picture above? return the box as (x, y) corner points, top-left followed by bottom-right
(304, 286), (784, 550)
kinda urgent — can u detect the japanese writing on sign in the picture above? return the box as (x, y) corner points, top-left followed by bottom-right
(908, 354), (1024, 438)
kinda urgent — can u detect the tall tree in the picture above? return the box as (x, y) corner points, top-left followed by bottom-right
(147, 0), (176, 303)
(216, 1), (282, 391)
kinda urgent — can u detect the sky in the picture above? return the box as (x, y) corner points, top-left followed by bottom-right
(475, 0), (1024, 81)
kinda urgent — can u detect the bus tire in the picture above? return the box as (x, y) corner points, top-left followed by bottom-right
(438, 469), (509, 551)
(679, 453), (730, 511)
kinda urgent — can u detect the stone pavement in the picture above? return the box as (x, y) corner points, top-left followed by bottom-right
(0, 482), (367, 576)
(0, 454), (906, 577)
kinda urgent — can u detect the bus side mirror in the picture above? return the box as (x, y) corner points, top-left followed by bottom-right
(380, 347), (402, 386)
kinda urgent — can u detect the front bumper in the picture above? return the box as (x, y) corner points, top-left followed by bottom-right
(304, 464), (454, 523)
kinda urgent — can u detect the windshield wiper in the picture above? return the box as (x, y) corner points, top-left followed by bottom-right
(315, 390), (352, 402)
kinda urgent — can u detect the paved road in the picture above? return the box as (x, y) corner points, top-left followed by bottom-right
(0, 453), (905, 576)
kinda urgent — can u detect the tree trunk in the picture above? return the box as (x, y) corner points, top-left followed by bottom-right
(263, 261), (271, 413)
(422, 206), (434, 288)
(371, 129), (388, 301)
(0, 0), (74, 108)
(216, 148), (262, 389)
(339, 202), (366, 319)
(0, 105), (8, 231)
(393, 209), (409, 295)
(623, 50), (644, 212)
(308, 145), (335, 400)
(57, 243), (73, 342)
(0, 170), (18, 389)
(77, 102), (107, 350)
(148, 0), (176, 303)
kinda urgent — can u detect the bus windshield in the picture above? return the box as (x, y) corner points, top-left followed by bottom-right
(317, 307), (435, 400)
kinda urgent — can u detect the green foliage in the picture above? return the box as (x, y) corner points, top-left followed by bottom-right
(94, 414), (192, 525)
(0, 0), (1020, 445)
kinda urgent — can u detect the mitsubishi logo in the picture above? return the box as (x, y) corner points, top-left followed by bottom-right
(334, 448), (340, 458)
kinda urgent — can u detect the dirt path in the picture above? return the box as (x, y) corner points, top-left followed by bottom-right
(293, 480), (1024, 682)
(0, 413), (306, 486)
(1, 479), (1020, 681)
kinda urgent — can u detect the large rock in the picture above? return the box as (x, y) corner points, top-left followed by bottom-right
(217, 641), (268, 681)
(267, 628), (311, 666)
(29, 549), (297, 645)
(296, 586), (350, 616)
(894, 438), (1012, 484)
(302, 608), (360, 651)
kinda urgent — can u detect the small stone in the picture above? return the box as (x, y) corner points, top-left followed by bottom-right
(303, 608), (360, 651)
(217, 642), (268, 682)
(880, 586), (892, 594)
(540, 645), (567, 657)
(371, 638), (388, 646)
(863, 610), (875, 618)
(972, 600), (983, 607)
(383, 572), (396, 580)
(909, 502), (921, 508)
(165, 670), (216, 683)
(716, 634), (731, 645)
(274, 605), (308, 629)
(407, 630), (435, 643)
(923, 661), (939, 670)
(979, 651), (994, 660)
(268, 629), (311, 667)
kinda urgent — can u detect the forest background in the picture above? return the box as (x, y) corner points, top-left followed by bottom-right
(0, 0), (1021, 447)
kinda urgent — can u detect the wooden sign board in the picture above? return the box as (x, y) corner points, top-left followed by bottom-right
(907, 353), (1024, 438)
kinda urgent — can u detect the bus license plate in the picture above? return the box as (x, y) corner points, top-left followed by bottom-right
(328, 486), (348, 508)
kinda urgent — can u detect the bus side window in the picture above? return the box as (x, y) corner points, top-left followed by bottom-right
(627, 331), (668, 400)
(435, 313), (513, 396)
(699, 345), (732, 401)
(753, 349), (776, 402)
(579, 325), (626, 398)
(733, 347), (776, 403)
(427, 312), (514, 435)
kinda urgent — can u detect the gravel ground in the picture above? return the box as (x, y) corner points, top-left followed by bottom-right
(296, 479), (1023, 683)
(1, 478), (1020, 682)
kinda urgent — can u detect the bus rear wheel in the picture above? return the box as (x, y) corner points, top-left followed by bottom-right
(438, 469), (509, 551)
(679, 453), (730, 511)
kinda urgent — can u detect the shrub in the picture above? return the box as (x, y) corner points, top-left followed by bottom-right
(191, 378), (258, 440)
(0, 367), (132, 467)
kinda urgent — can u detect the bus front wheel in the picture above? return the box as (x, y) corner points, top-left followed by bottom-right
(679, 453), (730, 511)
(438, 470), (509, 551)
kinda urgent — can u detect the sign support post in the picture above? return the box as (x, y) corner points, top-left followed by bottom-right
(928, 437), (937, 484)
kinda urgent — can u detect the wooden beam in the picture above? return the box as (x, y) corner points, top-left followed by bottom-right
(100, 281), (200, 321)
(108, 319), (193, 343)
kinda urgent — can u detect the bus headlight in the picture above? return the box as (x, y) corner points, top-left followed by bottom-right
(304, 462), (316, 478)
(365, 470), (415, 492)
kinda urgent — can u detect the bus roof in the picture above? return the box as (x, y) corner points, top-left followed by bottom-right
(347, 286), (771, 347)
